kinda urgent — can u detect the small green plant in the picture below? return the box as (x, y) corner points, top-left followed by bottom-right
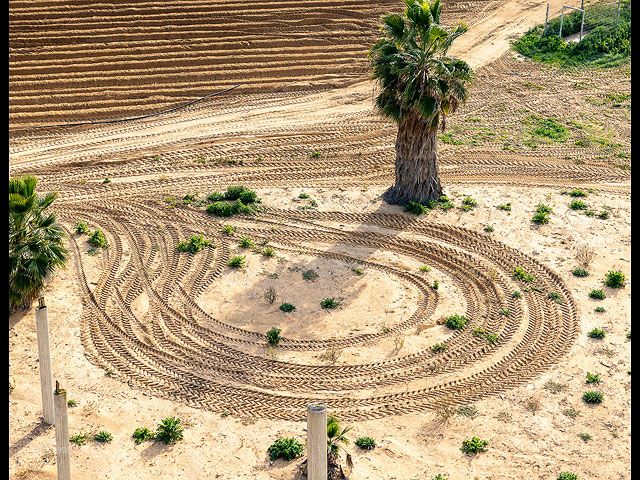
(302, 269), (319, 281)
(557, 473), (578, 480)
(562, 407), (580, 419)
(310, 152), (322, 159)
(626, 331), (631, 339)
(485, 333), (499, 344)
(513, 267), (535, 283)
(404, 200), (428, 215)
(483, 225), (494, 232)
(268, 437), (304, 461)
(582, 391), (603, 404)
(445, 314), (468, 330)
(598, 210), (609, 219)
(532, 210), (550, 224)
(155, 417), (184, 444)
(221, 224), (236, 234)
(585, 372), (601, 384)
(603, 270), (626, 288)
(512, 291), (522, 298)
(69, 433), (88, 446)
(103, 178), (111, 184)
(320, 298), (340, 309)
(430, 279), (439, 290)
(578, 433), (591, 442)
(589, 289), (606, 300)
(460, 196), (478, 210)
(238, 237), (255, 248)
(457, 405), (478, 417)
(587, 328), (606, 339)
(352, 267), (363, 275)
(279, 303), (296, 313)
(419, 265), (432, 272)
(228, 255), (247, 268)
(569, 190), (587, 197)
(460, 436), (489, 454)
(262, 247), (276, 257)
(105, 369), (115, 377)
(594, 306), (605, 313)
(355, 436), (376, 450)
(67, 399), (77, 407)
(177, 235), (214, 253)
(74, 222), (89, 234)
(88, 230), (109, 248)
(499, 309), (511, 316)
(94, 430), (113, 443)
(496, 203), (511, 211)
(432, 342), (447, 353)
(132, 427), (155, 445)
(298, 192), (310, 199)
(547, 291), (562, 303)
(572, 269), (589, 277)
(207, 192), (225, 202)
(570, 200), (588, 210)
(266, 327), (281, 345)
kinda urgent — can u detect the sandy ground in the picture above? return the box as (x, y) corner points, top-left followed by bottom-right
(9, 1), (630, 479)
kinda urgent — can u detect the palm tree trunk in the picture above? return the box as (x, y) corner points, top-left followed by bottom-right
(383, 115), (443, 205)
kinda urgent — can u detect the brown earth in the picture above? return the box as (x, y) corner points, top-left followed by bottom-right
(9, 1), (630, 479)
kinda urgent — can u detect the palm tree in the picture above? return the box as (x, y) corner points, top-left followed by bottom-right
(9, 175), (67, 311)
(369, 0), (474, 205)
(327, 416), (353, 478)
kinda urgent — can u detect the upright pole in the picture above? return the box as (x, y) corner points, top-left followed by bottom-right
(579, 8), (585, 42)
(54, 381), (72, 480)
(35, 297), (55, 425)
(559, 7), (565, 38)
(543, 3), (549, 36)
(616, 0), (622, 27)
(307, 403), (327, 480)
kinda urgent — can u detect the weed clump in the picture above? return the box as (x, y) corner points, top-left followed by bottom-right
(572, 269), (589, 277)
(588, 289), (606, 300)
(320, 298), (340, 309)
(582, 391), (603, 404)
(587, 328), (606, 339)
(268, 438), (304, 461)
(445, 314), (468, 330)
(88, 230), (109, 248)
(460, 436), (488, 454)
(177, 235), (214, 253)
(355, 436), (376, 450)
(227, 255), (247, 268)
(603, 270), (626, 288)
(513, 267), (535, 283)
(266, 327), (281, 345)
(155, 417), (184, 444)
(279, 303), (296, 313)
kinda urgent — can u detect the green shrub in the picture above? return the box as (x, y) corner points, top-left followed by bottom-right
(88, 230), (109, 248)
(585, 372), (601, 384)
(532, 211), (550, 224)
(432, 342), (447, 353)
(593, 306), (605, 313)
(224, 186), (248, 200)
(460, 436), (489, 454)
(75, 222), (89, 234)
(547, 291), (562, 303)
(320, 298), (340, 309)
(67, 399), (77, 407)
(570, 200), (588, 210)
(496, 203), (511, 211)
(207, 201), (235, 217)
(512, 291), (522, 298)
(227, 255), (246, 268)
(132, 427), (155, 444)
(419, 265), (431, 272)
(598, 210), (609, 219)
(268, 437), (304, 461)
(69, 433), (88, 445)
(582, 391), (603, 403)
(302, 269), (319, 281)
(430, 279), (439, 290)
(298, 193), (310, 199)
(460, 196), (478, 210)
(155, 417), (184, 444)
(604, 270), (626, 288)
(221, 224), (236, 234)
(94, 431), (113, 443)
(279, 303), (296, 313)
(404, 200), (428, 215)
(569, 190), (587, 197)
(103, 178), (111, 184)
(445, 314), (468, 330)
(513, 267), (535, 283)
(587, 328), (606, 339)
(262, 247), (276, 257)
(499, 308), (511, 316)
(485, 333), (499, 344)
(483, 225), (494, 232)
(572, 269), (589, 277)
(238, 237), (255, 248)
(557, 473), (578, 480)
(238, 190), (259, 204)
(177, 235), (214, 253)
(355, 436), (376, 450)
(589, 289), (606, 300)
(266, 327), (281, 345)
(207, 192), (225, 202)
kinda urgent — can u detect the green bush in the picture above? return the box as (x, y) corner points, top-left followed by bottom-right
(404, 200), (428, 215)
(221, 224), (236, 234)
(432, 342), (447, 353)
(268, 437), (304, 461)
(88, 230), (109, 248)
(355, 436), (376, 450)
(177, 235), (214, 253)
(94, 431), (113, 443)
(603, 270), (626, 288)
(513, 267), (535, 283)
(569, 190), (587, 197)
(238, 237), (255, 248)
(582, 391), (603, 404)
(132, 427), (155, 445)
(587, 328), (606, 339)
(589, 289), (606, 300)
(570, 200), (588, 210)
(224, 186), (248, 200)
(227, 255), (246, 268)
(585, 372), (600, 384)
(532, 211), (550, 224)
(207, 192), (225, 202)
(320, 298), (340, 309)
(279, 303), (296, 313)
(155, 417), (184, 444)
(266, 327), (281, 345)
(262, 247), (276, 257)
(445, 314), (468, 330)
(496, 203), (511, 211)
(69, 433), (88, 445)
(460, 436), (489, 454)
(207, 201), (235, 217)
(572, 269), (589, 277)
(75, 222), (89, 234)
(557, 473), (579, 480)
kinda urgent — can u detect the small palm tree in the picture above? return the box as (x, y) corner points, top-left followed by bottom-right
(369, 0), (474, 205)
(327, 416), (353, 475)
(9, 176), (67, 311)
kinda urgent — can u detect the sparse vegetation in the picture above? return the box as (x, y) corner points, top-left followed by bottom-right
(460, 436), (488, 454)
(445, 314), (468, 330)
(228, 255), (247, 268)
(132, 427), (155, 445)
(589, 289), (606, 300)
(268, 437), (304, 461)
(94, 430), (113, 443)
(266, 327), (281, 346)
(513, 267), (535, 283)
(587, 328), (606, 339)
(582, 391), (603, 404)
(279, 302), (296, 313)
(355, 436), (376, 450)
(88, 230), (109, 248)
(586, 372), (601, 384)
(177, 235), (214, 253)
(572, 269), (589, 277)
(155, 417), (184, 444)
(320, 298), (340, 309)
(603, 270), (626, 288)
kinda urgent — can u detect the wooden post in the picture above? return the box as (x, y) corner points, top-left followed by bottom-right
(54, 381), (71, 480)
(35, 297), (55, 425)
(307, 403), (327, 480)
(543, 3), (549, 36)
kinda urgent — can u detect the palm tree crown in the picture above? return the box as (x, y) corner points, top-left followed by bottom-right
(369, 0), (474, 131)
(9, 175), (68, 311)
